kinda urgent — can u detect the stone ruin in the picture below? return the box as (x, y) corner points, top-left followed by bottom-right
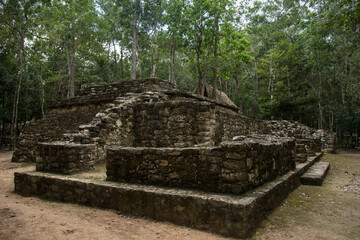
(13, 78), (336, 238)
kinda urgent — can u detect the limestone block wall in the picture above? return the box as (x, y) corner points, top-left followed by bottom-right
(12, 103), (110, 162)
(18, 77), (336, 176)
(106, 135), (296, 195)
(133, 99), (216, 148)
(13, 78), (176, 163)
(266, 120), (316, 138)
(315, 129), (336, 153)
(70, 92), (219, 149)
(36, 142), (97, 174)
(215, 108), (270, 144)
(68, 94), (139, 148)
(32, 90), (217, 173)
(31, 89), (285, 174)
(14, 159), (312, 239)
(297, 138), (322, 155)
(78, 78), (176, 98)
(50, 78), (176, 107)
(14, 78), (336, 166)
(265, 120), (334, 155)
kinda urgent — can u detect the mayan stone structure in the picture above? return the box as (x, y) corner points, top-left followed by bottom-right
(12, 79), (176, 163)
(13, 78), (336, 238)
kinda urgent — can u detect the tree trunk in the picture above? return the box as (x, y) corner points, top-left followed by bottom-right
(11, 36), (25, 149)
(235, 76), (243, 113)
(40, 74), (45, 116)
(195, 30), (203, 95)
(23, 38), (29, 123)
(268, 58), (274, 100)
(329, 109), (334, 132)
(131, 0), (140, 81)
(138, 48), (142, 79)
(120, 35), (124, 79)
(107, 42), (111, 63)
(168, 35), (173, 82)
(169, 34), (175, 82)
(225, 80), (228, 96)
(69, 34), (75, 98)
(342, 58), (349, 105)
(40, 39), (45, 116)
(1, 92), (5, 147)
(172, 35), (176, 83)
(1, 120), (6, 148)
(202, 48), (211, 85)
(318, 101), (323, 129)
(212, 17), (219, 100)
(150, 22), (158, 78)
(66, 46), (71, 99)
(69, 1), (76, 98)
(219, 77), (223, 93)
(251, 44), (260, 119)
(253, 58), (259, 92)
(112, 38), (118, 80)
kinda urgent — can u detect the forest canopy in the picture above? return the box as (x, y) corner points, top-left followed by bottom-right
(1, 0), (359, 148)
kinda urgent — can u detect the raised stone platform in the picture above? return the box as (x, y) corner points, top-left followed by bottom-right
(301, 161), (330, 186)
(12, 78), (336, 238)
(14, 153), (322, 239)
(106, 135), (296, 195)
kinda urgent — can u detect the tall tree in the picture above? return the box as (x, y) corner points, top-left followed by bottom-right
(147, 0), (163, 78)
(46, 0), (101, 97)
(164, 0), (186, 83)
(0, 0), (39, 147)
(131, 0), (141, 80)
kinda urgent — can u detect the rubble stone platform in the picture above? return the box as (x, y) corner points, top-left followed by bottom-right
(14, 153), (322, 239)
(301, 161), (330, 186)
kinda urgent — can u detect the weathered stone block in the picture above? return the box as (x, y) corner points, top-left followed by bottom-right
(223, 159), (245, 170)
(36, 142), (97, 174)
(106, 136), (295, 195)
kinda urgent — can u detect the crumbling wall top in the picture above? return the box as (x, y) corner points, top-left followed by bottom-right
(49, 78), (176, 108)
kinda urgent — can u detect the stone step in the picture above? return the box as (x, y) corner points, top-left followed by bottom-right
(301, 162), (330, 186)
(14, 161), (309, 240)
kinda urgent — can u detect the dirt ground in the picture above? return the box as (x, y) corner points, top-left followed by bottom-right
(0, 150), (359, 240)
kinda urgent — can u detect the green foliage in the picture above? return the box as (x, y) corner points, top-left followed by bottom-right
(0, 0), (359, 147)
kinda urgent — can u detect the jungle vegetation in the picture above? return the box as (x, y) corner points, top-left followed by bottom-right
(1, 0), (359, 148)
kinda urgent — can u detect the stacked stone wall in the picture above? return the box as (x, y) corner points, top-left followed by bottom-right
(266, 120), (315, 138)
(215, 108), (270, 144)
(13, 79), (176, 163)
(14, 152), (323, 239)
(266, 120), (336, 156)
(316, 129), (336, 153)
(106, 135), (295, 195)
(36, 142), (97, 174)
(50, 78), (176, 108)
(78, 78), (176, 97)
(12, 103), (109, 162)
(30, 89), (302, 175)
(133, 100), (216, 148)
(66, 91), (221, 149)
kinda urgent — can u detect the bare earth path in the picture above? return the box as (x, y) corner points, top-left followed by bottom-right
(1, 150), (359, 240)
